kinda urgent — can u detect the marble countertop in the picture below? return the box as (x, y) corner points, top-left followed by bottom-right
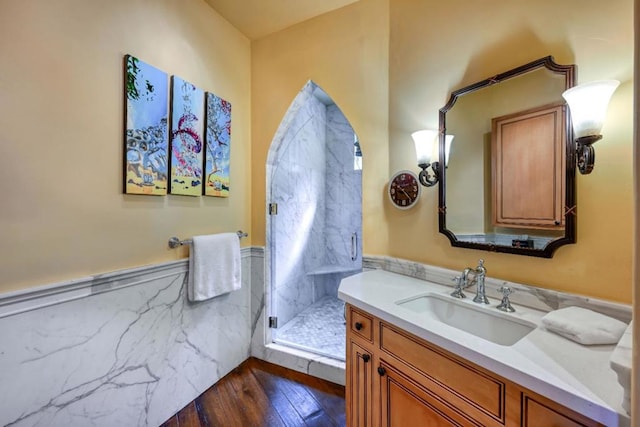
(610, 322), (633, 415)
(338, 269), (629, 427)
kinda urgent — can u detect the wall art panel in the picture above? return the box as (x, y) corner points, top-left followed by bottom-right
(204, 92), (232, 197)
(170, 76), (204, 196)
(124, 55), (169, 195)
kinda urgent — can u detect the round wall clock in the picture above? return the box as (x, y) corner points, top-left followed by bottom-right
(388, 170), (421, 210)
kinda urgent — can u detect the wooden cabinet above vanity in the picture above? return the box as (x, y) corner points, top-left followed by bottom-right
(491, 104), (566, 230)
(346, 304), (604, 427)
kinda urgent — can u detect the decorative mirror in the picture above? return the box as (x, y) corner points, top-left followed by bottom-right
(439, 56), (576, 258)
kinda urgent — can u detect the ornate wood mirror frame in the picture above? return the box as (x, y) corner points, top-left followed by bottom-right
(438, 56), (576, 258)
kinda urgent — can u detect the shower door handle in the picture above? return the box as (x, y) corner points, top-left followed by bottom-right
(351, 232), (358, 261)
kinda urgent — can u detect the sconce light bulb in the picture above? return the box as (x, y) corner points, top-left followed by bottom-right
(562, 80), (620, 140)
(412, 129), (439, 165)
(430, 134), (455, 166)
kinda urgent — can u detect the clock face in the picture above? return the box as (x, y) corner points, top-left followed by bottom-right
(388, 170), (421, 209)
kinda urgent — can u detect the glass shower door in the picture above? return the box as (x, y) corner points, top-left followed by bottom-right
(267, 85), (362, 361)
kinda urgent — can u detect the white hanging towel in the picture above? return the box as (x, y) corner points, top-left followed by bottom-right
(188, 233), (241, 302)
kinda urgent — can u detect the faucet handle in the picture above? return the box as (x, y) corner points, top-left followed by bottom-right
(496, 286), (515, 312)
(450, 276), (466, 299)
(498, 285), (513, 297)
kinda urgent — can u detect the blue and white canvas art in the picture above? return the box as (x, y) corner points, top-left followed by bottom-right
(124, 55), (169, 195)
(204, 92), (232, 197)
(170, 76), (205, 196)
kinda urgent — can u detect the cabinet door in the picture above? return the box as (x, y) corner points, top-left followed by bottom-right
(347, 341), (373, 427)
(378, 362), (481, 427)
(521, 392), (604, 427)
(492, 103), (566, 229)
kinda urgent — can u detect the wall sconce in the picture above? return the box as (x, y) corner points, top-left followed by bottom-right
(412, 129), (454, 187)
(562, 80), (620, 175)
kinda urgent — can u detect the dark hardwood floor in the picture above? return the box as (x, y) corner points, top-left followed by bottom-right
(160, 357), (346, 427)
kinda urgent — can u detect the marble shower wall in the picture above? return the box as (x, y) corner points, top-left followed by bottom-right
(325, 104), (362, 267)
(270, 95), (327, 327)
(0, 250), (258, 427)
(319, 104), (362, 298)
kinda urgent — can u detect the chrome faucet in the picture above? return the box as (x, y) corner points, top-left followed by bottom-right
(453, 259), (489, 304)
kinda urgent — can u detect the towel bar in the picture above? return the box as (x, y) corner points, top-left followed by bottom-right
(168, 230), (248, 249)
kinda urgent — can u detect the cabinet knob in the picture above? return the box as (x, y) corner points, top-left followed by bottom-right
(377, 366), (386, 376)
(355, 322), (363, 331)
(362, 354), (370, 363)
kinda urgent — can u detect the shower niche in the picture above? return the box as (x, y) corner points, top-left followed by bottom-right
(265, 81), (362, 361)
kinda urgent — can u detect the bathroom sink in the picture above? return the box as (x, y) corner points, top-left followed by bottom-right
(396, 294), (535, 346)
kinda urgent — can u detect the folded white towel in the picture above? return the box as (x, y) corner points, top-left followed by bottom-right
(541, 306), (627, 345)
(188, 233), (241, 302)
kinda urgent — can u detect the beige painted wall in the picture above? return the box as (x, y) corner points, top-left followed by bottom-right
(388, 0), (634, 303)
(251, 0), (390, 256)
(2, 0), (634, 306)
(253, 0), (633, 303)
(0, 0), (251, 292)
(632, 0), (638, 418)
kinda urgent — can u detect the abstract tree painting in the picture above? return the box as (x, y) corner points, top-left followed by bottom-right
(124, 55), (169, 195)
(204, 92), (232, 197)
(169, 76), (205, 196)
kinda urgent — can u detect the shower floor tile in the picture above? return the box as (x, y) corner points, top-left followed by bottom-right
(275, 296), (346, 361)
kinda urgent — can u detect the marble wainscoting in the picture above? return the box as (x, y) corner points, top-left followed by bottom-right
(0, 248), (261, 427)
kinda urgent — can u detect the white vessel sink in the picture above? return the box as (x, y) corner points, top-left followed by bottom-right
(397, 294), (535, 346)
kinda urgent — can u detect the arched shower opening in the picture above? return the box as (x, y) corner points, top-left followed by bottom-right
(264, 81), (363, 361)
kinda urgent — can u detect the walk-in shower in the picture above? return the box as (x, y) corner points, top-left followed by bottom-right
(265, 81), (362, 361)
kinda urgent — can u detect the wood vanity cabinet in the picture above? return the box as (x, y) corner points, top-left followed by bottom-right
(347, 308), (374, 426)
(345, 304), (603, 427)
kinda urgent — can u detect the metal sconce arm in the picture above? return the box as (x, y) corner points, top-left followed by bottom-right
(418, 161), (440, 187)
(575, 134), (602, 175)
